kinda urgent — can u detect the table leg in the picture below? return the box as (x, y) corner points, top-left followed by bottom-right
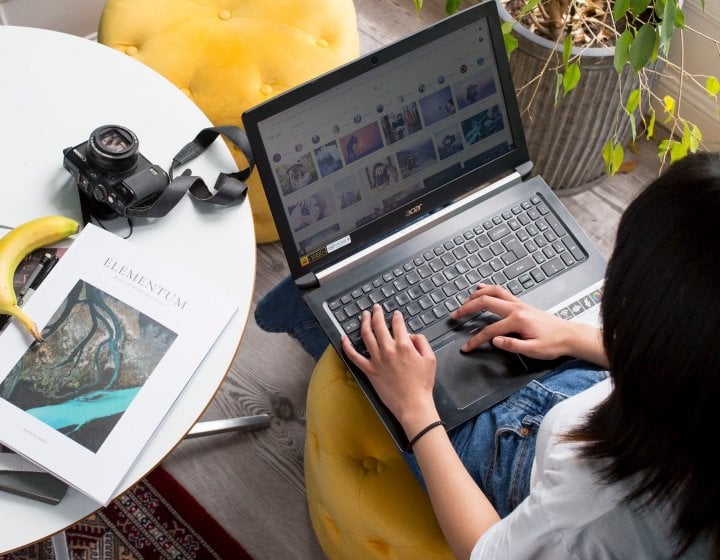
(185, 415), (271, 439)
(51, 531), (69, 560)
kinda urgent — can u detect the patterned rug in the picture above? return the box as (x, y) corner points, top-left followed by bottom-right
(1, 466), (254, 560)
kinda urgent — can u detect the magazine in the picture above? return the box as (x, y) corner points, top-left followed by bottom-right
(0, 224), (237, 505)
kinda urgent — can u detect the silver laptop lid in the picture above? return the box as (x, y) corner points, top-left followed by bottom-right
(243, 0), (530, 284)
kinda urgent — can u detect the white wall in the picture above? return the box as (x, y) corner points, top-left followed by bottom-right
(657, 0), (720, 146)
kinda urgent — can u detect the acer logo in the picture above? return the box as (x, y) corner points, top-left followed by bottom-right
(405, 204), (422, 217)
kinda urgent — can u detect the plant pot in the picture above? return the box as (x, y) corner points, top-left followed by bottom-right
(497, 1), (659, 195)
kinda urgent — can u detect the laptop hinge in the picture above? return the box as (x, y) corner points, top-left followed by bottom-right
(516, 160), (533, 178)
(314, 170), (524, 286)
(296, 272), (319, 290)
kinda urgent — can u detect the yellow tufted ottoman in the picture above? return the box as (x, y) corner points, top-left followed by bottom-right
(305, 348), (453, 560)
(98, 0), (360, 243)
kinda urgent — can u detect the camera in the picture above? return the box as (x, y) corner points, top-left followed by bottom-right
(63, 125), (170, 219)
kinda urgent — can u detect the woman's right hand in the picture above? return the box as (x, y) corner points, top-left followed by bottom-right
(451, 284), (605, 365)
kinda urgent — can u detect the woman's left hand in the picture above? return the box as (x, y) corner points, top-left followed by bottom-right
(341, 305), (439, 433)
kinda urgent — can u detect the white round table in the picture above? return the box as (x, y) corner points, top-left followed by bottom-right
(0, 26), (257, 553)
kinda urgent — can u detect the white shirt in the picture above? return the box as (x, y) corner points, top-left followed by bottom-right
(471, 379), (705, 559)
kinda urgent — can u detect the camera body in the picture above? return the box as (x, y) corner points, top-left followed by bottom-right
(63, 125), (169, 219)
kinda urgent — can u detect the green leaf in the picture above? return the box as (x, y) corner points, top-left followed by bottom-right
(625, 89), (641, 114)
(647, 109), (656, 138)
(681, 121), (692, 150)
(654, 0), (666, 20)
(614, 30), (632, 75)
(663, 95), (675, 114)
(445, 0), (461, 15)
(687, 123), (703, 152)
(413, 0), (423, 13)
(670, 140), (688, 163)
(554, 73), (563, 106)
(629, 24), (657, 72)
(602, 140), (614, 174)
(613, 0), (631, 21)
(706, 76), (720, 97)
(563, 35), (572, 68)
(629, 0), (650, 18)
(563, 63), (581, 96)
(675, 5), (685, 28)
(503, 30), (518, 57)
(519, 0), (540, 17)
(629, 113), (637, 141)
(602, 140), (624, 175)
(659, 0), (677, 56)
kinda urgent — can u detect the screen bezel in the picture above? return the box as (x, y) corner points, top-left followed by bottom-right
(242, 0), (530, 282)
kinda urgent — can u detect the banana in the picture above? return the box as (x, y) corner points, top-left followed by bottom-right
(0, 215), (80, 341)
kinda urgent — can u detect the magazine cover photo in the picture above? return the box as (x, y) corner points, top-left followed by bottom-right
(0, 279), (177, 453)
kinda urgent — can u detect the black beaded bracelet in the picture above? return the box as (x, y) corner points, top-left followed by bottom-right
(405, 420), (446, 453)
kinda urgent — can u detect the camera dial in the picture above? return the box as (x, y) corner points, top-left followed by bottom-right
(87, 125), (139, 173)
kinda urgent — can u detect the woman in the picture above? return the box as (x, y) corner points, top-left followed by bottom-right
(256, 153), (718, 558)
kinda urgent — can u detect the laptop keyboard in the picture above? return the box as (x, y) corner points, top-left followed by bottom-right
(329, 194), (586, 349)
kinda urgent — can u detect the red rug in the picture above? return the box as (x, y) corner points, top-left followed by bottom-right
(1, 466), (254, 560)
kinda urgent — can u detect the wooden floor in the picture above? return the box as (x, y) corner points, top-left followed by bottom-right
(161, 2), (662, 559)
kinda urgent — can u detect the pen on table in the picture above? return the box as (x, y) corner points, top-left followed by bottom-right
(30, 253), (58, 290)
(17, 252), (54, 306)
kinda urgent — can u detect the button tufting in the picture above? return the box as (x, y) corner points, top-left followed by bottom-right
(260, 84), (273, 95)
(125, 45), (138, 56)
(218, 9), (231, 20)
(180, 87), (191, 97)
(316, 38), (328, 48)
(362, 457), (378, 471)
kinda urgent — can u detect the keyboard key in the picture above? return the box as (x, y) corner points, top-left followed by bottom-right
(418, 296), (433, 310)
(541, 257), (566, 277)
(408, 286), (423, 299)
(561, 252), (575, 266)
(504, 256), (536, 279)
(507, 280), (523, 295)
(342, 317), (361, 333)
(383, 299), (399, 312)
(419, 280), (434, 293)
(488, 224), (511, 241)
(406, 302), (422, 316)
(417, 264), (432, 278)
(563, 237), (585, 260)
(369, 290), (384, 303)
(344, 302), (360, 316)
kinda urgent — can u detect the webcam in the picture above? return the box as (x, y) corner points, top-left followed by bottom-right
(370, 55), (379, 64)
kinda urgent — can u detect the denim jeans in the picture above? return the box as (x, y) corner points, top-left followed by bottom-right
(254, 275), (329, 360)
(403, 360), (609, 518)
(255, 276), (609, 517)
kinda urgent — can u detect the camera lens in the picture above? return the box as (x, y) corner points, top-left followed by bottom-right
(87, 125), (139, 173)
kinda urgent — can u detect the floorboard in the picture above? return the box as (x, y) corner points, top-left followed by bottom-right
(161, 3), (662, 559)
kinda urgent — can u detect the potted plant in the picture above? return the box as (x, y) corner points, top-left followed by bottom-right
(417, 0), (720, 193)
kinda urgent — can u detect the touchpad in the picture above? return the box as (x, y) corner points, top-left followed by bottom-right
(432, 321), (528, 409)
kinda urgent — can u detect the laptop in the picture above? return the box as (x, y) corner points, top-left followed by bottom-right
(242, 0), (606, 450)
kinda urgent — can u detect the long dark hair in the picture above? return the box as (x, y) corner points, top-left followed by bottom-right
(566, 152), (720, 557)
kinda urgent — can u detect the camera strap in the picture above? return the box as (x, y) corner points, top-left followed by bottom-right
(127, 125), (255, 218)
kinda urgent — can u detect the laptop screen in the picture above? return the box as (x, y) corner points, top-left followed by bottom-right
(243, 1), (529, 281)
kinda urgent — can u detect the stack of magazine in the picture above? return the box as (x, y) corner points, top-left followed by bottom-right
(0, 224), (237, 505)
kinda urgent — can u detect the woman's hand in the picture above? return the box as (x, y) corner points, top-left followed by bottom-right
(451, 284), (605, 365)
(341, 305), (439, 434)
